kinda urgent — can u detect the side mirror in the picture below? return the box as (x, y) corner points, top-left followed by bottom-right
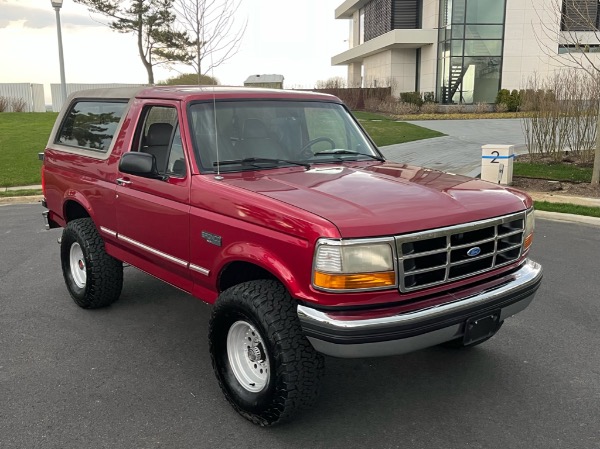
(119, 152), (162, 179)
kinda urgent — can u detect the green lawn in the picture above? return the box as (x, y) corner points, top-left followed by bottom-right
(0, 189), (43, 197)
(514, 161), (592, 183)
(0, 113), (58, 187)
(534, 201), (600, 218)
(352, 111), (445, 147)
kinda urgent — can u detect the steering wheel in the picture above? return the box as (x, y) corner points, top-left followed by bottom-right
(299, 137), (336, 158)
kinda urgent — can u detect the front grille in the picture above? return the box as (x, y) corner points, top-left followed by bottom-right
(395, 212), (525, 292)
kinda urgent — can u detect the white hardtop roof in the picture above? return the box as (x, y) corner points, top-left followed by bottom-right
(244, 74), (285, 84)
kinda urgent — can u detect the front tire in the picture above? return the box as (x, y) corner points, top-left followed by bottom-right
(60, 218), (123, 308)
(209, 280), (324, 426)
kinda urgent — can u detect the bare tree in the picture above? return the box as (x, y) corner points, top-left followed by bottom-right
(75, 0), (192, 84)
(534, 0), (600, 184)
(174, 0), (246, 83)
(315, 77), (346, 89)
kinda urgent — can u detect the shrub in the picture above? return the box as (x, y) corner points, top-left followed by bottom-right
(399, 91), (423, 106)
(0, 96), (8, 112)
(10, 97), (27, 112)
(446, 104), (468, 114)
(495, 103), (509, 113)
(495, 89), (520, 112)
(420, 102), (439, 114)
(159, 73), (218, 85)
(474, 102), (491, 113)
(495, 89), (510, 105)
(364, 97), (382, 112)
(394, 101), (420, 115)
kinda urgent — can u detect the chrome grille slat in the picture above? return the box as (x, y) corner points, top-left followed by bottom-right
(396, 212), (526, 292)
(450, 252), (494, 266)
(402, 248), (449, 259)
(497, 229), (523, 238)
(453, 237), (496, 250)
(497, 244), (522, 254)
(405, 264), (448, 276)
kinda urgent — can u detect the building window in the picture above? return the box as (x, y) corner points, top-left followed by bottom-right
(561, 0), (600, 31)
(559, 43), (600, 53)
(437, 0), (506, 104)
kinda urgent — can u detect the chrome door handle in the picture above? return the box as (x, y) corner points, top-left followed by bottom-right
(116, 178), (132, 186)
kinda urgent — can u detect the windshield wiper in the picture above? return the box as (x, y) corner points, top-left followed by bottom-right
(213, 157), (310, 169)
(312, 149), (384, 162)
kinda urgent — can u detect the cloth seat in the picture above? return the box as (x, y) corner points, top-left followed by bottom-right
(143, 123), (173, 173)
(236, 118), (282, 159)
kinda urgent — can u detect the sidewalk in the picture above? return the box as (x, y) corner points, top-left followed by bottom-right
(3, 184), (42, 191)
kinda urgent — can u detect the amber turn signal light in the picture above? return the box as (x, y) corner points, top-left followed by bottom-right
(314, 271), (396, 290)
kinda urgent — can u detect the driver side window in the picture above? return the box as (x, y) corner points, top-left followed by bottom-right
(138, 106), (187, 177)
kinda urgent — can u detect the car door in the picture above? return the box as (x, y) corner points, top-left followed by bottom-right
(115, 101), (192, 291)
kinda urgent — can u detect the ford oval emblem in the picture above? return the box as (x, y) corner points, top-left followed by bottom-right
(467, 247), (481, 257)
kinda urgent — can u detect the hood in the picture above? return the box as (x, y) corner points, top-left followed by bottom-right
(222, 162), (530, 238)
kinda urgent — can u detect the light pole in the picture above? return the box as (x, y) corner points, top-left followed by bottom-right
(51, 0), (67, 106)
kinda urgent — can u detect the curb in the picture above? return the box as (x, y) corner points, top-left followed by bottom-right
(536, 210), (600, 227)
(0, 195), (44, 206)
(529, 192), (600, 209)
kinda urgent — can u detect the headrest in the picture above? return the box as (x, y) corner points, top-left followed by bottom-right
(147, 123), (173, 146)
(172, 159), (186, 175)
(242, 118), (269, 139)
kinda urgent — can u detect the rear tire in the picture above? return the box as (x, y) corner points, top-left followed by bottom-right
(60, 218), (123, 308)
(209, 280), (324, 426)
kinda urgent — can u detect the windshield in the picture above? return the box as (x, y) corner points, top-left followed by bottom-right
(187, 100), (382, 172)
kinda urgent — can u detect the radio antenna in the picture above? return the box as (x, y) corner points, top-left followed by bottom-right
(211, 53), (223, 181)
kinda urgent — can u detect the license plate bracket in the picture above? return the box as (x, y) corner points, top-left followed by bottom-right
(463, 310), (501, 345)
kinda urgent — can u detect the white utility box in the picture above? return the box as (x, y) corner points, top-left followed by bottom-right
(481, 144), (514, 185)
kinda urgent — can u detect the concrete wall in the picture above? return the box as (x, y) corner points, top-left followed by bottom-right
(363, 49), (417, 94)
(51, 83), (144, 112)
(420, 0), (440, 94)
(502, 0), (558, 90)
(502, 0), (600, 90)
(0, 83), (46, 112)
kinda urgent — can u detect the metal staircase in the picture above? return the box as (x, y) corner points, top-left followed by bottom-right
(443, 65), (469, 103)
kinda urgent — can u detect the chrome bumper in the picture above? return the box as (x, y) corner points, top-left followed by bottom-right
(298, 259), (543, 358)
(41, 199), (50, 230)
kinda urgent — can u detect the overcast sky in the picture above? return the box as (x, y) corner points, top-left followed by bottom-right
(0, 0), (349, 103)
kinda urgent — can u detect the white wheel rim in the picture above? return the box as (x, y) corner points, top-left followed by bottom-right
(69, 242), (86, 289)
(226, 320), (270, 393)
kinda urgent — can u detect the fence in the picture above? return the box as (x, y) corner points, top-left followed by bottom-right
(0, 83), (45, 112)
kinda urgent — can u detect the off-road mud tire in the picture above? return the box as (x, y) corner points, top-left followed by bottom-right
(60, 218), (123, 308)
(209, 280), (324, 426)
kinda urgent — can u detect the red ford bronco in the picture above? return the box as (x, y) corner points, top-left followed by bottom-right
(41, 86), (542, 425)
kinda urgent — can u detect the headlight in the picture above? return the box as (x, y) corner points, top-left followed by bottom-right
(313, 238), (396, 291)
(523, 207), (535, 251)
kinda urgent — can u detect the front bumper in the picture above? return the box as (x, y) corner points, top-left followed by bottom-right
(298, 259), (542, 358)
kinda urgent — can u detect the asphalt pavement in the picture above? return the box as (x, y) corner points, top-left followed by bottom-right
(1, 203), (599, 449)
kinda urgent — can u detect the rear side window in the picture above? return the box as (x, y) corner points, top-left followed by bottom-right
(56, 100), (127, 152)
